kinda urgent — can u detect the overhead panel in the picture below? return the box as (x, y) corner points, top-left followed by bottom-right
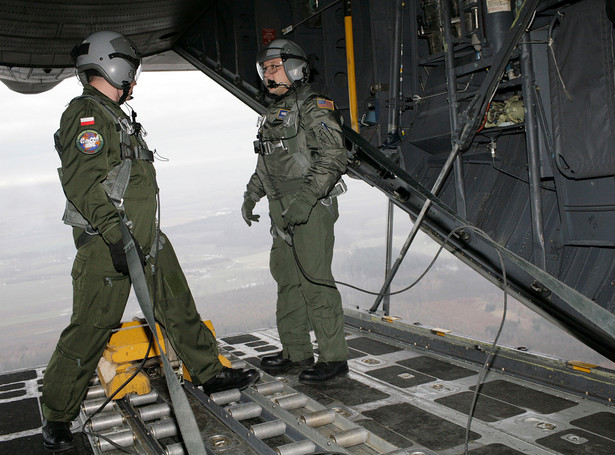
(0, 0), (208, 92)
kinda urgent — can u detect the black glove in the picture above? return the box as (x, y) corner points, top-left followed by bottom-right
(108, 233), (146, 275)
(241, 197), (260, 226)
(108, 239), (129, 275)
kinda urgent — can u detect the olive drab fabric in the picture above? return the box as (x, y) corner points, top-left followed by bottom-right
(246, 84), (347, 205)
(57, 85), (156, 249)
(42, 85), (223, 422)
(245, 83), (348, 363)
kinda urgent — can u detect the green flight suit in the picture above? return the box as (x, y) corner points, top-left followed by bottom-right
(42, 85), (223, 422)
(245, 83), (348, 363)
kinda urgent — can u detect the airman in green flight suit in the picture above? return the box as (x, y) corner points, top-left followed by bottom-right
(242, 39), (349, 383)
(41, 31), (258, 452)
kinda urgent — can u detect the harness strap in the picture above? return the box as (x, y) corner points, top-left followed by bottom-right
(101, 159), (132, 208)
(275, 93), (347, 202)
(58, 161), (132, 233)
(76, 230), (98, 249)
(147, 233), (165, 261)
(267, 179), (303, 199)
(57, 95), (155, 238)
(70, 95), (154, 162)
(120, 220), (210, 455)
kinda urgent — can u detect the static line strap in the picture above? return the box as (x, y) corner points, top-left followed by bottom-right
(120, 221), (211, 455)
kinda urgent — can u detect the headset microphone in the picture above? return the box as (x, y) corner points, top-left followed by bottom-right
(267, 80), (289, 88)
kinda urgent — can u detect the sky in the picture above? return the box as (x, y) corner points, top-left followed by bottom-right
(0, 72), (255, 193)
(0, 70), (612, 371)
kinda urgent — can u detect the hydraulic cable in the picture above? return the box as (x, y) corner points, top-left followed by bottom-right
(289, 221), (498, 299)
(289, 221), (510, 455)
(458, 227), (508, 455)
(81, 334), (153, 454)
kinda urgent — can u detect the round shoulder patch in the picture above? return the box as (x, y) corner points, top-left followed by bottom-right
(76, 130), (104, 155)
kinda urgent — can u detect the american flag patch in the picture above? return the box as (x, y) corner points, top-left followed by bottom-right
(80, 117), (95, 126)
(316, 98), (334, 110)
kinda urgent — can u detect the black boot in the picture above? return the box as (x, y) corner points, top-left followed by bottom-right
(260, 351), (314, 371)
(299, 361), (349, 383)
(42, 420), (74, 452)
(200, 367), (260, 394)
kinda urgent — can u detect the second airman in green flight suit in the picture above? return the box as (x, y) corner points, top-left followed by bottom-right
(242, 39), (349, 384)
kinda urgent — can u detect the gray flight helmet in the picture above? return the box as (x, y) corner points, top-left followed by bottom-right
(72, 31), (142, 89)
(256, 39), (309, 85)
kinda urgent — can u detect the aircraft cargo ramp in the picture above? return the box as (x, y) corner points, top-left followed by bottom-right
(1, 1), (615, 453)
(2, 308), (614, 455)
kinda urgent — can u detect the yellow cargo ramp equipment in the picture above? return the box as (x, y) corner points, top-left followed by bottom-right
(97, 319), (230, 399)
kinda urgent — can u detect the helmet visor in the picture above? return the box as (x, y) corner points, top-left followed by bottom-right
(256, 61), (284, 81)
(256, 62), (265, 80)
(134, 63), (142, 82)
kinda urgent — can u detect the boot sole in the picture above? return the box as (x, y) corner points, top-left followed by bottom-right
(298, 368), (349, 384)
(261, 361), (314, 371)
(260, 358), (314, 371)
(43, 441), (74, 452)
(203, 371), (260, 394)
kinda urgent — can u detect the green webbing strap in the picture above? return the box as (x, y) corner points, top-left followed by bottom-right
(289, 147), (311, 173)
(120, 221), (209, 455)
(60, 160), (133, 231)
(102, 159), (132, 208)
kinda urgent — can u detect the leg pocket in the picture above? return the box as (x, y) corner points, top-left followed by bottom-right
(72, 261), (130, 329)
(95, 275), (130, 328)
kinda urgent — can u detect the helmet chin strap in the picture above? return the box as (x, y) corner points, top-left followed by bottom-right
(266, 80), (291, 89)
(117, 81), (132, 105)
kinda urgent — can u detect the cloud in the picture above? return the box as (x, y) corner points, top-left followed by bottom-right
(0, 71), (258, 188)
(0, 174), (59, 188)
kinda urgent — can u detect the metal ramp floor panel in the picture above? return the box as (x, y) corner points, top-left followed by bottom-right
(219, 326), (615, 455)
(1, 323), (614, 454)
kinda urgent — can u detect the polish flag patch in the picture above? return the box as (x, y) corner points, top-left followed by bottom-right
(80, 117), (95, 126)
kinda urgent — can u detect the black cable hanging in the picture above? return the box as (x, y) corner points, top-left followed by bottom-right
(81, 190), (164, 454)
